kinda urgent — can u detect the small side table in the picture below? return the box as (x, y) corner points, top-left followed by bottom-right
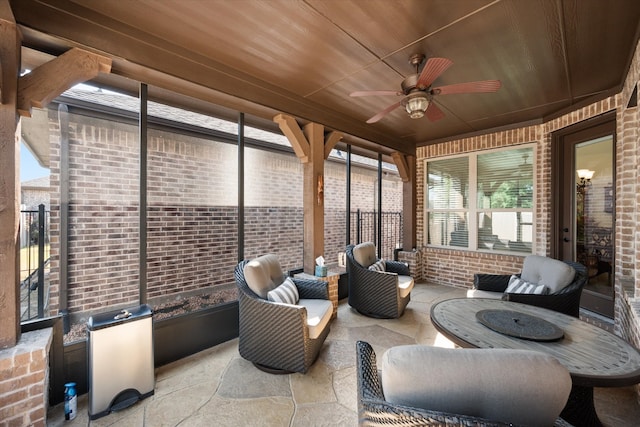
(295, 272), (339, 320)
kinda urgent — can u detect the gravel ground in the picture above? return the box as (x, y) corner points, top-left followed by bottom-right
(63, 288), (238, 344)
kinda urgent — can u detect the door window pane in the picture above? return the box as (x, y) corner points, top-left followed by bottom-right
(576, 136), (613, 300)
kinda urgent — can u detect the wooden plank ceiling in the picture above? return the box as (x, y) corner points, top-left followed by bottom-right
(10, 0), (640, 156)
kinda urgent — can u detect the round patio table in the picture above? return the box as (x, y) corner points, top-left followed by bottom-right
(430, 298), (640, 427)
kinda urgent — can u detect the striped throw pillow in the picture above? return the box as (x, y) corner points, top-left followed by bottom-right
(369, 259), (386, 272)
(267, 277), (299, 304)
(505, 275), (548, 295)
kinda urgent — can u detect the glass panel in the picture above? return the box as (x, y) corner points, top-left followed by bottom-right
(428, 212), (469, 247)
(477, 212), (532, 252)
(324, 151), (348, 268)
(576, 136), (613, 298)
(477, 147), (533, 209)
(427, 157), (469, 209)
(50, 85), (141, 340)
(147, 122), (238, 307)
(380, 165), (403, 259)
(244, 145), (303, 273)
(349, 153), (379, 248)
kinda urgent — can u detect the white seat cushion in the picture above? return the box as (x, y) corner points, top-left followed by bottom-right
(381, 345), (571, 427)
(298, 298), (332, 340)
(397, 275), (414, 298)
(466, 289), (503, 299)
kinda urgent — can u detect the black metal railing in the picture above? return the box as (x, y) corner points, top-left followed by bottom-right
(350, 210), (402, 260)
(20, 204), (50, 321)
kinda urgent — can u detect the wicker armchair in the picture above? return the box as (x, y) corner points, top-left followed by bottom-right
(346, 243), (414, 318)
(356, 341), (574, 427)
(469, 256), (588, 318)
(234, 255), (332, 373)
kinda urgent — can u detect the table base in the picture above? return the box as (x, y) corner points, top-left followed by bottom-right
(560, 385), (602, 427)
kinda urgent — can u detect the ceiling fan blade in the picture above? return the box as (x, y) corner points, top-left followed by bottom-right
(425, 102), (445, 122)
(416, 57), (453, 88)
(431, 80), (501, 95)
(366, 101), (401, 123)
(350, 90), (402, 97)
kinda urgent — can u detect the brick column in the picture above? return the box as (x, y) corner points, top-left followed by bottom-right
(0, 328), (53, 426)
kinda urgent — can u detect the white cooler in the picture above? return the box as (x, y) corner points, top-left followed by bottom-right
(87, 304), (154, 420)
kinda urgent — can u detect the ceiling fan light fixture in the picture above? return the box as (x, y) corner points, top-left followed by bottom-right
(403, 93), (429, 119)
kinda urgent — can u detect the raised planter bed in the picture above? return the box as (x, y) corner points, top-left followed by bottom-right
(59, 301), (239, 404)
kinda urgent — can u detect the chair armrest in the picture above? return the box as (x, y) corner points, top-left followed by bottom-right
(292, 277), (330, 299)
(385, 260), (410, 276)
(473, 274), (511, 292)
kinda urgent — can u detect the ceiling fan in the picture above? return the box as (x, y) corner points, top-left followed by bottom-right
(350, 54), (501, 124)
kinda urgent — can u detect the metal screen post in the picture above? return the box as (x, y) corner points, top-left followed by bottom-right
(37, 204), (45, 318)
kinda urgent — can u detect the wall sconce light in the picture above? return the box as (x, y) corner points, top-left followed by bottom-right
(576, 169), (594, 193)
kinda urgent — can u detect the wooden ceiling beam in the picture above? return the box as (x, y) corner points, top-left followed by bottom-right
(17, 47), (111, 117)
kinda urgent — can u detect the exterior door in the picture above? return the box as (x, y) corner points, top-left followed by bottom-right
(553, 115), (615, 318)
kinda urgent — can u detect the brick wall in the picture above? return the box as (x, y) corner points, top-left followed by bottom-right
(613, 36), (640, 373)
(48, 109), (403, 317)
(0, 328), (52, 427)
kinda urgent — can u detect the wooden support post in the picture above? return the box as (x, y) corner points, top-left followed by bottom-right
(391, 152), (416, 251)
(303, 122), (325, 273)
(274, 114), (342, 273)
(0, 3), (21, 349)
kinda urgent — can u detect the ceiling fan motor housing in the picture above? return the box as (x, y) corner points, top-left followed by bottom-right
(401, 74), (421, 94)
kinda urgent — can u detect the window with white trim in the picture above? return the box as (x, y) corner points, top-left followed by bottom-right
(425, 145), (534, 253)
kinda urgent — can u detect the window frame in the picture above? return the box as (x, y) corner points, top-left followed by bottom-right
(424, 144), (536, 254)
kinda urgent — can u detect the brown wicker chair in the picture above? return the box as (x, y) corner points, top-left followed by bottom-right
(469, 257), (588, 318)
(234, 256), (332, 373)
(346, 243), (413, 318)
(356, 341), (575, 427)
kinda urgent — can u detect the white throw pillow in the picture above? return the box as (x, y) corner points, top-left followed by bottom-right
(267, 277), (299, 304)
(521, 255), (575, 293)
(368, 259), (385, 272)
(505, 275), (548, 295)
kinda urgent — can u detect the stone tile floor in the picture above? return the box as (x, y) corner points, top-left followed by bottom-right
(48, 283), (640, 426)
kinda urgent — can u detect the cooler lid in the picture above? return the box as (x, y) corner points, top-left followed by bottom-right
(87, 304), (153, 331)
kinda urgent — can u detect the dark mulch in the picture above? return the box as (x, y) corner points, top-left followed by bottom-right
(63, 288), (238, 344)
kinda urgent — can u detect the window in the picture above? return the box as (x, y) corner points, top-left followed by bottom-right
(426, 145), (534, 253)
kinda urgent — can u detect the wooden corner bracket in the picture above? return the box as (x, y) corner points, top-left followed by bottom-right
(17, 47), (112, 117)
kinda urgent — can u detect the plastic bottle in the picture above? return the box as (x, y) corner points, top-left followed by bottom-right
(64, 382), (77, 421)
